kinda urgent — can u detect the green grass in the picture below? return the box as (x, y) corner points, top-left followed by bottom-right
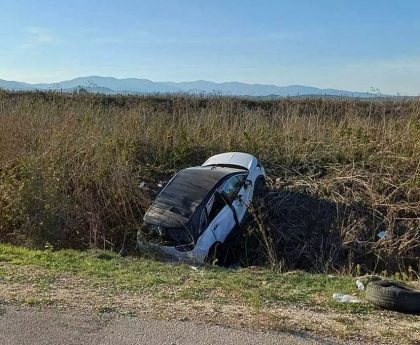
(3, 243), (419, 344)
(0, 243), (372, 313)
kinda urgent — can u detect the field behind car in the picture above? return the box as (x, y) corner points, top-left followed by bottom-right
(0, 91), (419, 274)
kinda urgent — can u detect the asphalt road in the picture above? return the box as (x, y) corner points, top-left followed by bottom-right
(0, 305), (359, 345)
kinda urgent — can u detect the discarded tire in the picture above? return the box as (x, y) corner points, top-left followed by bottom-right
(366, 280), (420, 313)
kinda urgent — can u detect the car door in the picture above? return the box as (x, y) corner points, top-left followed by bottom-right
(199, 190), (236, 243)
(208, 204), (236, 243)
(193, 201), (236, 261)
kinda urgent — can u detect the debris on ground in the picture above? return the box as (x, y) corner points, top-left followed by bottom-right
(332, 293), (361, 303)
(377, 230), (388, 239)
(356, 279), (365, 290)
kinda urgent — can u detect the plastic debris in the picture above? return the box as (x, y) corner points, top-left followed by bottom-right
(333, 293), (361, 303)
(377, 231), (387, 239)
(139, 181), (146, 189)
(356, 279), (365, 290)
(190, 266), (199, 271)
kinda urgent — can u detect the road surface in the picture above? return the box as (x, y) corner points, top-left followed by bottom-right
(0, 305), (360, 345)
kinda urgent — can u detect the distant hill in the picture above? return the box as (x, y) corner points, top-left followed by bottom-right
(0, 79), (36, 91)
(0, 76), (383, 98)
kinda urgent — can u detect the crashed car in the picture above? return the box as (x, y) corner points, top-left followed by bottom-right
(137, 152), (266, 263)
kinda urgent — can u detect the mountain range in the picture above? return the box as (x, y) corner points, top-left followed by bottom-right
(0, 76), (382, 98)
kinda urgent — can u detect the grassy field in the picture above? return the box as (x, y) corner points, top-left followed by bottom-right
(0, 243), (419, 344)
(0, 243), (364, 309)
(0, 91), (419, 274)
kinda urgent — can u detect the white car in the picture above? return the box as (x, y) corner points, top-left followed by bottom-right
(137, 152), (266, 263)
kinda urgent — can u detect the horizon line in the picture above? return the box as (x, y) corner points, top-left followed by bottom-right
(0, 75), (403, 96)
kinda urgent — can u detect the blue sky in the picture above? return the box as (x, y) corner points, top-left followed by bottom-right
(0, 0), (419, 95)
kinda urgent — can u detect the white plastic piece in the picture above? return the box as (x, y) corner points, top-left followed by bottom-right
(377, 231), (387, 239)
(333, 293), (361, 303)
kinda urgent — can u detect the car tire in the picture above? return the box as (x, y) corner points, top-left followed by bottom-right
(205, 242), (226, 266)
(252, 177), (266, 203)
(251, 177), (265, 207)
(366, 280), (420, 313)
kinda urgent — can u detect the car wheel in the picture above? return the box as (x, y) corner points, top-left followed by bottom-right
(205, 242), (226, 266)
(252, 177), (266, 202)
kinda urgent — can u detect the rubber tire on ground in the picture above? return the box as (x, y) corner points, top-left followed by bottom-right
(366, 280), (420, 313)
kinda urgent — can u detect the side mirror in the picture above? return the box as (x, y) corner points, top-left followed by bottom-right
(244, 179), (252, 189)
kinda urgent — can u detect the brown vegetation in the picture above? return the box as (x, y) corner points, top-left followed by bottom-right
(0, 91), (419, 273)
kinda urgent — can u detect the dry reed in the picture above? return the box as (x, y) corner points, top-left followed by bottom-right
(0, 91), (419, 273)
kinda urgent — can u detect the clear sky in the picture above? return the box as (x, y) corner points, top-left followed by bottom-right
(1, 0), (419, 95)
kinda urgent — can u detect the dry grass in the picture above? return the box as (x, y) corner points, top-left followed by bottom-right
(0, 91), (419, 273)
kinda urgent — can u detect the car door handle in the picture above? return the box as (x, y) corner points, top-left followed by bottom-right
(210, 224), (219, 241)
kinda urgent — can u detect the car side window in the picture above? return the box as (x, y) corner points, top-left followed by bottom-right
(222, 175), (246, 201)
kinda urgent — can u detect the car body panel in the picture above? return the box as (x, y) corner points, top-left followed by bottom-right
(157, 204), (236, 262)
(209, 204), (236, 243)
(202, 152), (257, 171)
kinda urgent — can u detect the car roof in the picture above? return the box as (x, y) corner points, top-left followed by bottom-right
(144, 166), (245, 228)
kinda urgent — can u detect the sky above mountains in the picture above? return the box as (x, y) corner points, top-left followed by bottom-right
(0, 0), (419, 95)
